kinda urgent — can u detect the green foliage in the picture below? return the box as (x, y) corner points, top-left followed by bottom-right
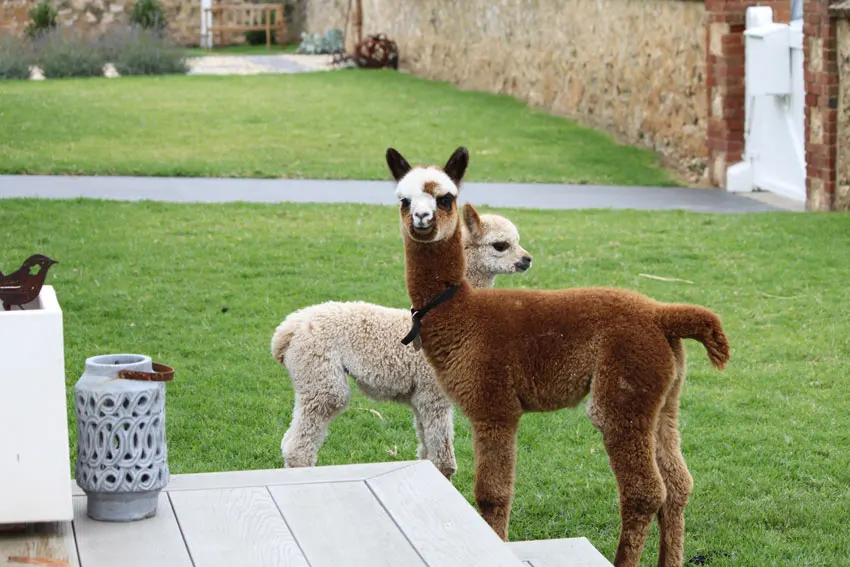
(24, 1), (58, 40)
(297, 29), (343, 54)
(1, 200), (849, 567)
(0, 34), (34, 80)
(34, 29), (105, 79)
(101, 26), (188, 76)
(129, 0), (167, 32)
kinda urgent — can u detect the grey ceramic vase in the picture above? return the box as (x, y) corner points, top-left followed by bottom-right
(74, 354), (169, 522)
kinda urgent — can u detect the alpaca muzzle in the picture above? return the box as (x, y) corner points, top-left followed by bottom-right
(515, 255), (532, 272)
(412, 210), (434, 229)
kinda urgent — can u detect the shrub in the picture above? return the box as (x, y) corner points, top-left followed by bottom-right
(297, 29), (343, 54)
(24, 1), (58, 40)
(0, 34), (34, 80)
(103, 26), (188, 76)
(130, 0), (167, 32)
(35, 29), (106, 78)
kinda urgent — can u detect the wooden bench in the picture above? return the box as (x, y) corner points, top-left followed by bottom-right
(204, 3), (285, 50)
(508, 538), (613, 567)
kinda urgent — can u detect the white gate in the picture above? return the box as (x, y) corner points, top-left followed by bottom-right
(727, 6), (806, 203)
(200, 0), (213, 49)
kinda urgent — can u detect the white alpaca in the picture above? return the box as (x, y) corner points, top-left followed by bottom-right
(271, 213), (531, 478)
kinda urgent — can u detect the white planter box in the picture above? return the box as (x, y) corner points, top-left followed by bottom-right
(0, 285), (73, 523)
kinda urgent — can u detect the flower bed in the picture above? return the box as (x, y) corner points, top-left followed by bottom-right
(0, 26), (189, 81)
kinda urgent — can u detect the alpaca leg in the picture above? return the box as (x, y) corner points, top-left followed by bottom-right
(601, 425), (666, 567)
(281, 394), (302, 463)
(655, 401), (692, 567)
(589, 369), (667, 566)
(281, 364), (351, 468)
(587, 343), (673, 567)
(411, 396), (456, 479)
(656, 342), (693, 567)
(412, 408), (429, 461)
(471, 420), (519, 541)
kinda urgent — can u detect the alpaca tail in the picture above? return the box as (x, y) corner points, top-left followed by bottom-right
(271, 311), (306, 365)
(656, 304), (730, 369)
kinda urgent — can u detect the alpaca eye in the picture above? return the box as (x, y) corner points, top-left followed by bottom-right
(437, 194), (455, 210)
(400, 198), (411, 208)
(492, 242), (509, 252)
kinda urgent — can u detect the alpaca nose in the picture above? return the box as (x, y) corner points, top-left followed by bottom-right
(516, 255), (532, 271)
(413, 210), (433, 225)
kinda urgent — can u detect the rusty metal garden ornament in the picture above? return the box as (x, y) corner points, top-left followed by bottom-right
(352, 33), (399, 69)
(333, 33), (399, 69)
(0, 254), (59, 311)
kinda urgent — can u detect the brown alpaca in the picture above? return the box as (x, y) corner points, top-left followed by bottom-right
(385, 147), (730, 567)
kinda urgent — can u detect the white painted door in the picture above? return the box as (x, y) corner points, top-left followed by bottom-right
(740, 7), (806, 202)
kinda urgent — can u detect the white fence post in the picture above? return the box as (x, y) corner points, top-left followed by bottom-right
(201, 0), (213, 49)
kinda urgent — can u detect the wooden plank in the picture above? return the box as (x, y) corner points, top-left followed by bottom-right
(72, 461), (418, 496)
(506, 539), (613, 567)
(169, 487), (307, 567)
(265, 8), (270, 50)
(0, 522), (79, 567)
(366, 461), (525, 567)
(72, 495), (192, 567)
(162, 462), (417, 491)
(208, 26), (270, 32)
(269, 481), (426, 567)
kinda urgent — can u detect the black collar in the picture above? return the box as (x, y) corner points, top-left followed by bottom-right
(401, 284), (460, 346)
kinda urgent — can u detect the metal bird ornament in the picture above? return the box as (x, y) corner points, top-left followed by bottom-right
(0, 254), (59, 311)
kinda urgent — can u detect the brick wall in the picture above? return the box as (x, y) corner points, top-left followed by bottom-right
(803, 0), (837, 210)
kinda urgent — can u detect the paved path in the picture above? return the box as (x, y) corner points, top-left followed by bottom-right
(0, 175), (797, 212)
(187, 54), (335, 75)
(28, 54), (335, 80)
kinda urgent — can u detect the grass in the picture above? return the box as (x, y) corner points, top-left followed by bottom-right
(0, 70), (674, 185)
(1, 199), (848, 566)
(184, 43), (299, 57)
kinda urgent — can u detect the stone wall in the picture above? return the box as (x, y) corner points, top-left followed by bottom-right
(835, 14), (850, 210)
(303, 0), (344, 37)
(0, 0), (303, 46)
(305, 0), (709, 183)
(0, 0), (193, 43)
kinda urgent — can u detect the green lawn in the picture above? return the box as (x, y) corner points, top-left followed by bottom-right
(0, 70), (674, 185)
(184, 44), (299, 57)
(1, 200), (848, 566)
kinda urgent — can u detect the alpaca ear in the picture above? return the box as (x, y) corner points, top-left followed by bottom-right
(462, 203), (483, 241)
(386, 148), (412, 182)
(444, 147), (469, 186)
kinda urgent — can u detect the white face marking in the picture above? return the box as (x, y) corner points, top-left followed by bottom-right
(395, 167), (458, 229)
(409, 193), (436, 228)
